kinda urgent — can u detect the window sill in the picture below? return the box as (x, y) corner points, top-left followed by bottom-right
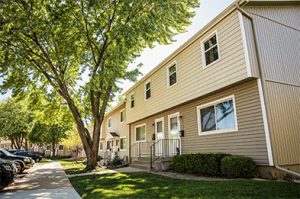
(202, 57), (221, 69)
(120, 149), (127, 152)
(198, 128), (238, 136)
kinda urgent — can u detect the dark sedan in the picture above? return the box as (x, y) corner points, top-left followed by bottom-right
(0, 158), (17, 190)
(0, 149), (33, 173)
(13, 151), (42, 162)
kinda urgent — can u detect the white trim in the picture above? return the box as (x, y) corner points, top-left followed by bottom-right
(119, 109), (125, 123)
(144, 80), (151, 101)
(257, 79), (274, 166)
(238, 11), (252, 77)
(167, 112), (181, 154)
(196, 95), (238, 136)
(107, 117), (112, 129)
(166, 61), (178, 88)
(201, 31), (221, 68)
(134, 123), (146, 143)
(155, 117), (165, 140)
(129, 92), (135, 109)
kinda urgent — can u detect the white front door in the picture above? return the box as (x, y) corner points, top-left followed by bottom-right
(155, 117), (164, 157)
(168, 112), (181, 156)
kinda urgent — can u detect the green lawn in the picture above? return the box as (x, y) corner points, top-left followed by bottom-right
(55, 158), (106, 175)
(70, 172), (300, 199)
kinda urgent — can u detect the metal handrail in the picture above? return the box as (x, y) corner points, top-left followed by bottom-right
(150, 139), (180, 170)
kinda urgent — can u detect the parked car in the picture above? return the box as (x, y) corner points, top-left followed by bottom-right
(0, 149), (33, 173)
(7, 149), (24, 154)
(13, 151), (42, 162)
(0, 158), (17, 190)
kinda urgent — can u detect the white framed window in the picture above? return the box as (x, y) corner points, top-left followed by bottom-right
(135, 124), (146, 142)
(58, 145), (64, 151)
(100, 141), (104, 150)
(201, 31), (220, 67)
(120, 109), (125, 123)
(155, 117), (164, 140)
(197, 95), (238, 135)
(107, 117), (112, 128)
(145, 81), (151, 100)
(130, 93), (135, 108)
(106, 141), (111, 150)
(167, 62), (177, 87)
(120, 137), (127, 151)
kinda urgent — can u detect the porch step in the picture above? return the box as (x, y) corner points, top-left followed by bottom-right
(130, 163), (151, 170)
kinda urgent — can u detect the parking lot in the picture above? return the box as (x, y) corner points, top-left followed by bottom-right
(0, 162), (81, 199)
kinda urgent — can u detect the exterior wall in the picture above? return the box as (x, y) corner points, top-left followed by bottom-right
(130, 80), (269, 165)
(101, 103), (129, 159)
(126, 10), (252, 124)
(244, 5), (300, 166)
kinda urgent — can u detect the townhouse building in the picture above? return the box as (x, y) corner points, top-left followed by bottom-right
(101, 0), (300, 177)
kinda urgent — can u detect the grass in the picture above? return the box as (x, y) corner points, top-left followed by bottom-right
(55, 158), (106, 175)
(69, 172), (300, 199)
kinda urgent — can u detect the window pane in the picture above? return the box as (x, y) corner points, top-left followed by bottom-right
(156, 121), (163, 132)
(136, 126), (146, 141)
(146, 89), (151, 99)
(169, 65), (176, 74)
(146, 82), (151, 90)
(121, 138), (127, 149)
(120, 111), (124, 122)
(170, 117), (178, 135)
(204, 35), (217, 50)
(169, 73), (177, 86)
(200, 106), (216, 132)
(216, 100), (235, 130)
(205, 46), (219, 65)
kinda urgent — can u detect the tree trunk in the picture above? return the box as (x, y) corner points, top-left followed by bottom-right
(52, 142), (56, 157)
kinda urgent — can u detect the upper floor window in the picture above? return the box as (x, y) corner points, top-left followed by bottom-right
(202, 33), (220, 67)
(130, 93), (135, 108)
(168, 63), (177, 87)
(58, 145), (64, 151)
(145, 81), (151, 100)
(120, 110), (125, 123)
(107, 117), (112, 128)
(197, 96), (237, 135)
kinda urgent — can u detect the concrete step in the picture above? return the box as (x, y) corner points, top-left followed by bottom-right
(132, 159), (150, 164)
(130, 163), (151, 170)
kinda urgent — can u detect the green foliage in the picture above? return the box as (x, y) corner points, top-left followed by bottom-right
(109, 155), (123, 167)
(171, 153), (231, 176)
(221, 155), (257, 178)
(0, 98), (33, 148)
(0, 0), (200, 167)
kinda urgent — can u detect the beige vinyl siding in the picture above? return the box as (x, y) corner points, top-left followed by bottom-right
(264, 81), (300, 166)
(130, 80), (269, 165)
(244, 5), (300, 166)
(102, 104), (129, 157)
(126, 10), (250, 124)
(245, 5), (300, 86)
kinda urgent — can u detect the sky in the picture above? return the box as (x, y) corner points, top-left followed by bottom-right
(0, 0), (234, 102)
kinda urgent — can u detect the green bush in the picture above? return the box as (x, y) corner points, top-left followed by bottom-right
(109, 156), (123, 167)
(221, 155), (256, 178)
(171, 153), (230, 176)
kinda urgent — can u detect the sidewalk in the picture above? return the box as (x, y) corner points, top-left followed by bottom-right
(0, 162), (81, 199)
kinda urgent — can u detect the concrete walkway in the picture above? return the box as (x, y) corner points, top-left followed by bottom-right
(0, 162), (81, 199)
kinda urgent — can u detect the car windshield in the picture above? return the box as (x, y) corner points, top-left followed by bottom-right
(0, 149), (13, 156)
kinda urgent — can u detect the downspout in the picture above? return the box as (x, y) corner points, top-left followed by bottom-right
(235, 0), (275, 166)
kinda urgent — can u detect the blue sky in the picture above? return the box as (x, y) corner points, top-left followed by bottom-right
(0, 0), (233, 102)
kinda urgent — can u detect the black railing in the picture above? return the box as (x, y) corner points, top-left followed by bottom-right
(150, 139), (180, 170)
(130, 141), (153, 158)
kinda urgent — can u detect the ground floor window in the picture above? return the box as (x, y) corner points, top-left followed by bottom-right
(135, 124), (146, 142)
(197, 95), (237, 135)
(120, 138), (127, 150)
(107, 141), (111, 150)
(100, 142), (103, 150)
(58, 145), (64, 150)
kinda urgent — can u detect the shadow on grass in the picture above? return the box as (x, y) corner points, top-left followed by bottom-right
(70, 172), (300, 199)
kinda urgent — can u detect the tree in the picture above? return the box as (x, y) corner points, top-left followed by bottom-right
(0, 0), (199, 170)
(29, 122), (68, 156)
(0, 99), (33, 149)
(62, 128), (83, 160)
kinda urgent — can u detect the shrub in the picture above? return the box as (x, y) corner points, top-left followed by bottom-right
(221, 155), (256, 178)
(109, 156), (123, 167)
(171, 153), (230, 176)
